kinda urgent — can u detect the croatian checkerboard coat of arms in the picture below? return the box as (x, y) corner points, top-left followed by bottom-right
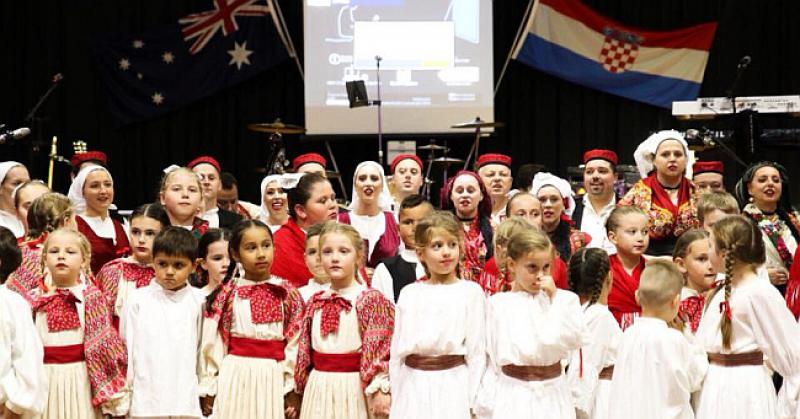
(599, 27), (644, 73)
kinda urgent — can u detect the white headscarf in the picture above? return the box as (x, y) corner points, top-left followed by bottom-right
(0, 161), (24, 185)
(260, 173), (304, 220)
(348, 161), (393, 212)
(68, 165), (113, 214)
(633, 130), (689, 178)
(530, 172), (577, 217)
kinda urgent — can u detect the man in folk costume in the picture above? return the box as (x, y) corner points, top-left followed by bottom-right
(218, 171), (260, 219)
(70, 150), (108, 181)
(188, 156), (243, 230)
(692, 160), (725, 194)
(573, 149), (618, 255)
(476, 153), (513, 227)
(292, 153), (328, 177)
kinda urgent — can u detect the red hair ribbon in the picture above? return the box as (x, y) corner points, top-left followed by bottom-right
(719, 301), (732, 321)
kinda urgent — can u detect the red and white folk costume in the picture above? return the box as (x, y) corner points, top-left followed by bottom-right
(68, 166), (130, 274)
(606, 254), (646, 330)
(94, 258), (154, 323)
(28, 282), (128, 418)
(295, 284), (393, 419)
(199, 275), (304, 419)
(6, 234), (47, 299)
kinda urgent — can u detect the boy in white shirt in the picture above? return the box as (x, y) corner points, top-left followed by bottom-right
(121, 226), (205, 418)
(372, 195), (432, 302)
(608, 260), (707, 419)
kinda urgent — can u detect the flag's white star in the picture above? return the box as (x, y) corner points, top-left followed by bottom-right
(227, 41), (253, 70)
(137, 73), (143, 80)
(133, 39), (145, 49)
(118, 58), (130, 70)
(162, 51), (174, 64)
(152, 92), (164, 105)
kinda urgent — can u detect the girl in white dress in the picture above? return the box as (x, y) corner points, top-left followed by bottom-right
(565, 247), (621, 419)
(390, 211), (486, 418)
(696, 215), (800, 418)
(192, 228), (231, 297)
(298, 222), (329, 302)
(29, 228), (128, 419)
(0, 226), (47, 417)
(295, 222), (393, 419)
(199, 220), (305, 419)
(476, 228), (587, 419)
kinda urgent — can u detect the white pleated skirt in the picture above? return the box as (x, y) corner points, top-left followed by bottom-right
(592, 379), (612, 419)
(695, 364), (777, 419)
(488, 374), (576, 419)
(391, 364), (471, 419)
(213, 355), (285, 419)
(37, 361), (100, 419)
(299, 370), (371, 419)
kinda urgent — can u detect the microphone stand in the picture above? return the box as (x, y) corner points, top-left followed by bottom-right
(374, 56), (384, 165)
(726, 57), (756, 162)
(25, 74), (63, 123)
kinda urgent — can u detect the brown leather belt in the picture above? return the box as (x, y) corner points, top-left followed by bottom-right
(707, 351), (764, 367)
(404, 354), (466, 371)
(501, 363), (561, 381)
(598, 365), (614, 380)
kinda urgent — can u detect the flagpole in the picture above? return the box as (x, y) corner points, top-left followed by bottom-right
(494, 0), (537, 96)
(271, 0), (304, 80)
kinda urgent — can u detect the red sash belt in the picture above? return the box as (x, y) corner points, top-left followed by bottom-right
(312, 350), (360, 373)
(229, 337), (286, 360)
(44, 344), (85, 364)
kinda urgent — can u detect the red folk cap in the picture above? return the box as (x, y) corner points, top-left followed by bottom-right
(187, 156), (221, 173)
(692, 160), (724, 175)
(583, 149), (618, 166)
(292, 153), (327, 171)
(476, 153), (512, 169)
(390, 154), (423, 173)
(70, 151), (108, 168)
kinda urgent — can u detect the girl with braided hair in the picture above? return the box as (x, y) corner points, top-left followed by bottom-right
(672, 229), (715, 336)
(695, 216), (800, 418)
(565, 247), (620, 419)
(475, 228), (587, 419)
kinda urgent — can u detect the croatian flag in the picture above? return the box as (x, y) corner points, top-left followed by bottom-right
(512, 0), (717, 108)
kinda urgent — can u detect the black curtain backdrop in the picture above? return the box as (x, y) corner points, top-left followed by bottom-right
(2, 1), (800, 208)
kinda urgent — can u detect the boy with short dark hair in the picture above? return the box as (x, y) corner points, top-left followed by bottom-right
(121, 226), (204, 418)
(372, 195), (433, 302)
(608, 260), (707, 419)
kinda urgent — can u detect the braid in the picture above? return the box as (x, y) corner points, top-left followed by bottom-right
(720, 245), (735, 349)
(568, 248), (610, 307)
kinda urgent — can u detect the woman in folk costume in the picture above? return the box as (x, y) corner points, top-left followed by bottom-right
(531, 172), (590, 264)
(475, 228), (587, 419)
(28, 228), (128, 418)
(696, 216), (800, 419)
(159, 166), (210, 239)
(259, 174), (290, 233)
(199, 220), (305, 419)
(68, 165), (129, 274)
(619, 130), (698, 256)
(295, 222), (393, 419)
(13, 180), (50, 237)
(272, 172), (339, 288)
(0, 161), (30, 239)
(440, 171), (494, 283)
(6, 193), (75, 298)
(390, 211), (486, 418)
(735, 163), (800, 306)
(94, 204), (170, 326)
(338, 161), (400, 271)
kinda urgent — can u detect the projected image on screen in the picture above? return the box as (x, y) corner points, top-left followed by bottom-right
(304, 0), (494, 135)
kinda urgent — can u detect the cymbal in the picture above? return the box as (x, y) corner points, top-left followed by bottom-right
(450, 117), (505, 129)
(418, 144), (448, 151)
(248, 119), (305, 134)
(432, 157), (465, 166)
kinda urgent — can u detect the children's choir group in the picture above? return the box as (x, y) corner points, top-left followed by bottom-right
(2, 129), (800, 418)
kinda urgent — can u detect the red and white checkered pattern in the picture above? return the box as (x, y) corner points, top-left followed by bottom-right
(599, 36), (639, 73)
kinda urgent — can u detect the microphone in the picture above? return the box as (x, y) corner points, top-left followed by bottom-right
(0, 127), (31, 144)
(738, 56), (751, 69)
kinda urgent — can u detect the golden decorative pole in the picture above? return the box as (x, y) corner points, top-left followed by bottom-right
(47, 136), (57, 188)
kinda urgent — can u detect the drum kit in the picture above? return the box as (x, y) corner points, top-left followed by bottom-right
(247, 116), (504, 201)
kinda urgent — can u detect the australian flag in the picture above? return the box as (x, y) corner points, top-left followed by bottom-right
(94, 0), (289, 125)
